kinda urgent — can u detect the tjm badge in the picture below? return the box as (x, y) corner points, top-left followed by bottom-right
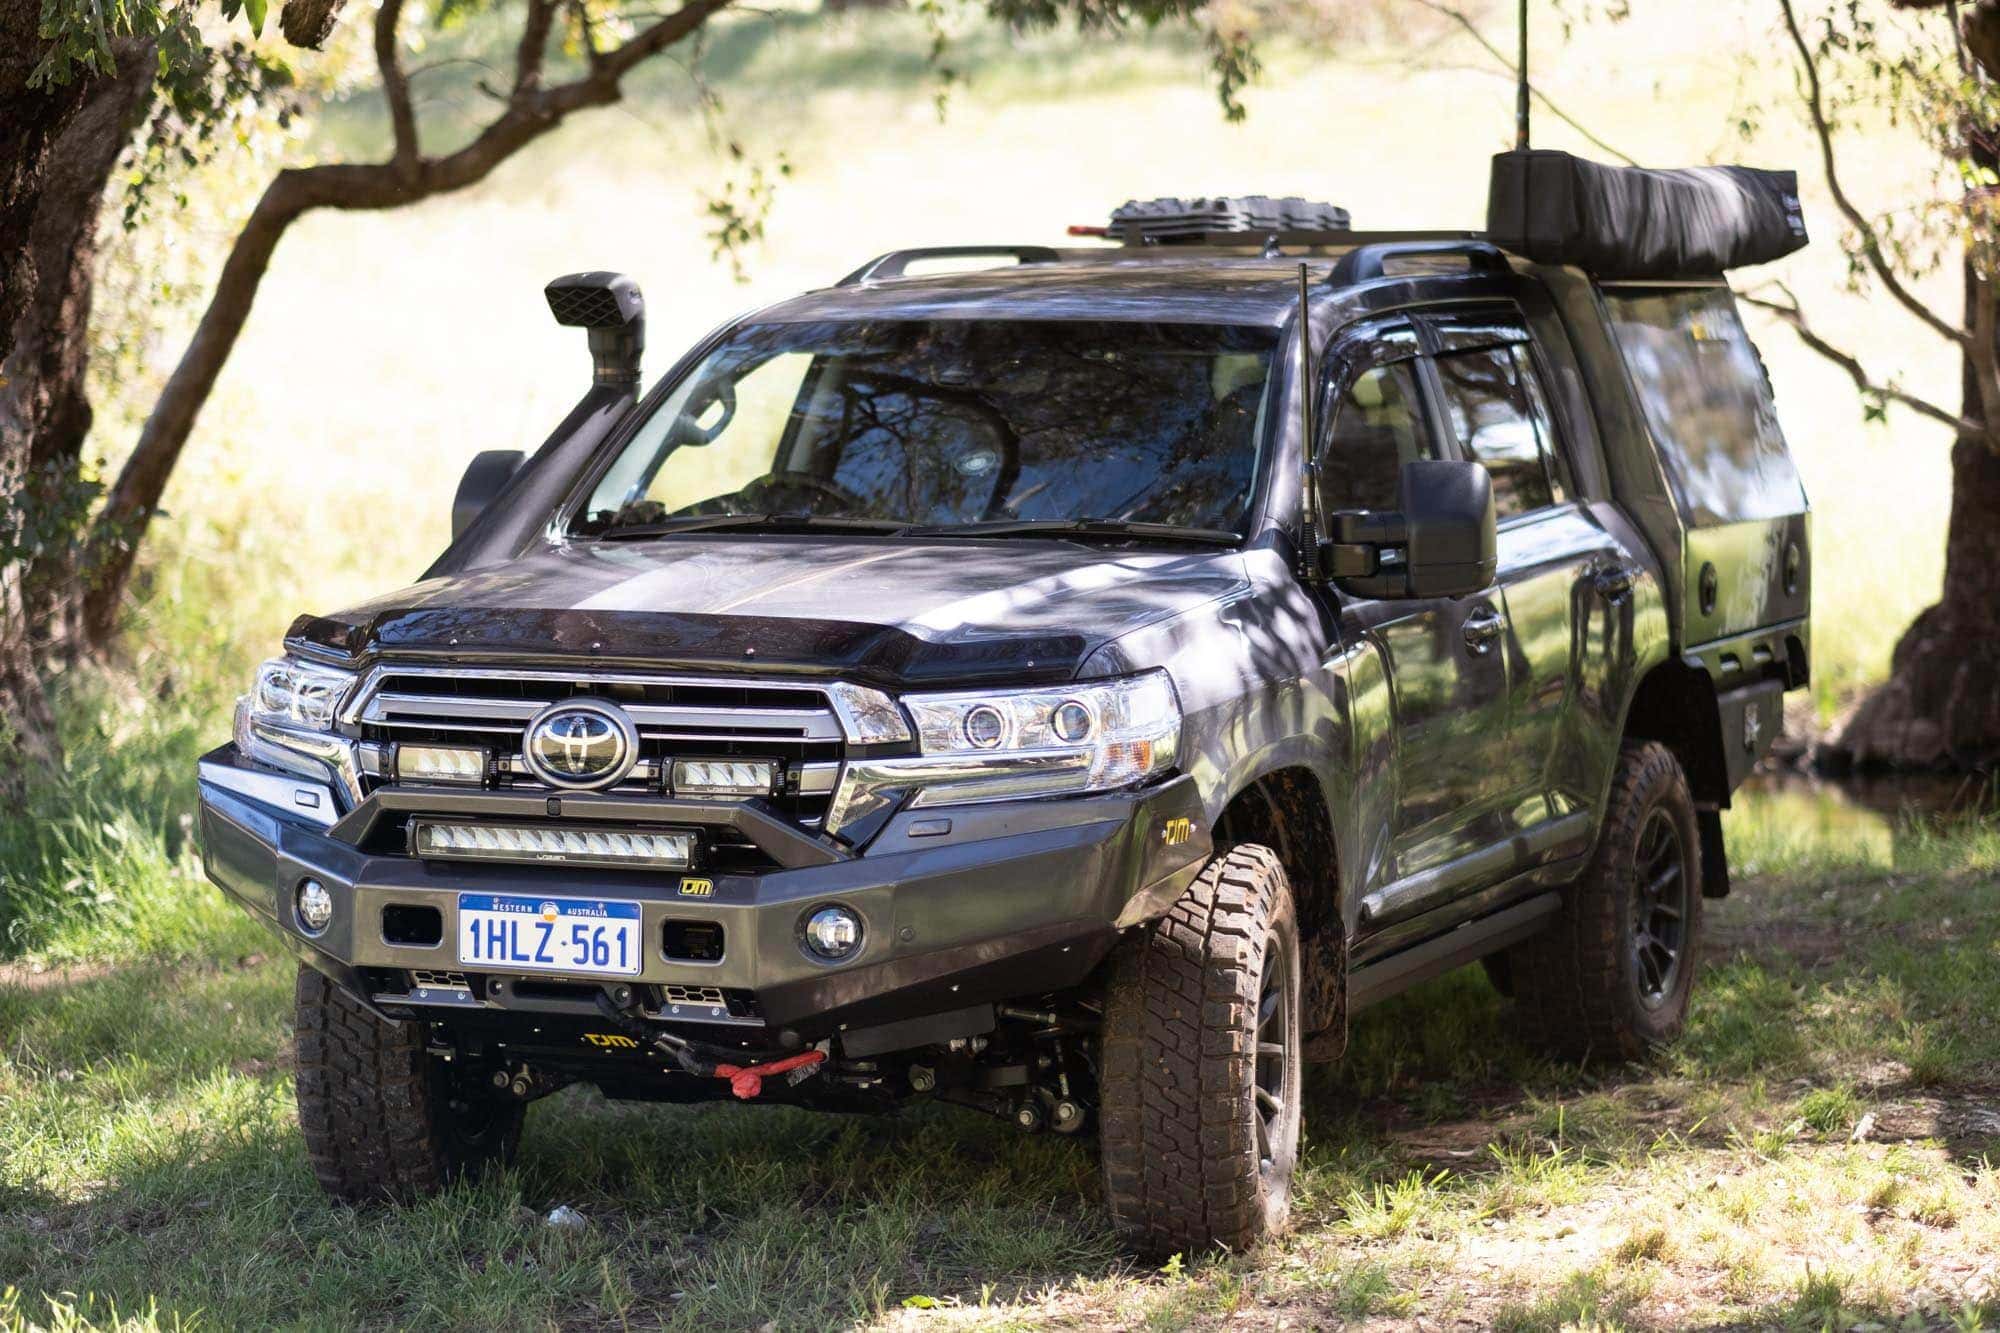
(1162, 817), (1193, 847)
(678, 877), (715, 898)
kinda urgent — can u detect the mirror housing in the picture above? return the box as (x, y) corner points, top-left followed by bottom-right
(452, 449), (526, 540)
(1318, 459), (1497, 599)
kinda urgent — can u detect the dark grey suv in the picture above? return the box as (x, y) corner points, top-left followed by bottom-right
(199, 154), (1812, 1252)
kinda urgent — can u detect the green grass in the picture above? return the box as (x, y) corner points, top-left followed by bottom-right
(6, 712), (2000, 1329)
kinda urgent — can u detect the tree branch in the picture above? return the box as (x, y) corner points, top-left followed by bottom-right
(1409, 0), (1640, 166)
(515, 0), (558, 96)
(1740, 282), (1980, 436)
(375, 0), (419, 171)
(1778, 0), (1971, 348)
(85, 0), (740, 643)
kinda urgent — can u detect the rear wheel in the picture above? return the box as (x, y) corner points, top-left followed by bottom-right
(1098, 844), (1302, 1255)
(1506, 740), (1703, 1062)
(294, 965), (524, 1203)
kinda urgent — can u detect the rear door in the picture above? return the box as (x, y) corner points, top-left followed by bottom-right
(1424, 310), (1628, 856)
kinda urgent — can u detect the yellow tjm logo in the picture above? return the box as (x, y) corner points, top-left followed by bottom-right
(678, 878), (715, 897)
(581, 1032), (640, 1050)
(1162, 817), (1193, 847)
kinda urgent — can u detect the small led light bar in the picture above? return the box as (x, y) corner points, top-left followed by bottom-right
(412, 820), (694, 870)
(672, 758), (778, 798)
(394, 743), (489, 785)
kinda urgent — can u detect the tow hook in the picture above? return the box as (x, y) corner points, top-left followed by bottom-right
(592, 990), (826, 1100)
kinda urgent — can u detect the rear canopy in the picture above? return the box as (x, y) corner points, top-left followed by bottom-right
(1486, 149), (1808, 279)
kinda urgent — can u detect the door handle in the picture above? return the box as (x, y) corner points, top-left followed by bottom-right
(1461, 606), (1506, 654)
(1591, 562), (1639, 600)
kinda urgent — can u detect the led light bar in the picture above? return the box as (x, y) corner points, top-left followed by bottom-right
(395, 743), (489, 785)
(672, 758), (778, 798)
(411, 820), (694, 870)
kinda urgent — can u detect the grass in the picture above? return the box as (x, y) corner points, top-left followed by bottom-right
(6, 715), (2000, 1328)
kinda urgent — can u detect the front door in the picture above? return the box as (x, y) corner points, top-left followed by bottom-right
(1315, 325), (1513, 934)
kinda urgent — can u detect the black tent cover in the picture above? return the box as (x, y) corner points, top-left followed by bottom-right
(1486, 149), (1808, 279)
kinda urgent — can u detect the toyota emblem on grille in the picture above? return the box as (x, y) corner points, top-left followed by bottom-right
(521, 700), (639, 790)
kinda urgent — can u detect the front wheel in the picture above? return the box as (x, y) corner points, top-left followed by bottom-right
(294, 965), (524, 1203)
(1098, 844), (1302, 1255)
(1505, 740), (1703, 1062)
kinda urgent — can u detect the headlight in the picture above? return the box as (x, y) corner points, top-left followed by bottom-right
(248, 657), (356, 731)
(234, 656), (361, 797)
(824, 671), (1181, 839)
(901, 672), (1180, 789)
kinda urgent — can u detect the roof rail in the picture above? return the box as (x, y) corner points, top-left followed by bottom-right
(1329, 239), (1510, 286)
(838, 246), (1064, 286)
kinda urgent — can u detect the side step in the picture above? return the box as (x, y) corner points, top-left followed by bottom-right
(1348, 893), (1561, 1013)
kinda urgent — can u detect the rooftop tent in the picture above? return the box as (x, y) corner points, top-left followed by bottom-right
(1485, 149), (1808, 279)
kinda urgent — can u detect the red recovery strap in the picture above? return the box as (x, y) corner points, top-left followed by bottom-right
(713, 1049), (826, 1100)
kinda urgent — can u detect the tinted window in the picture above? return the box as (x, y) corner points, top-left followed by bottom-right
(1603, 287), (1805, 525)
(1319, 362), (1432, 513)
(575, 319), (1277, 535)
(1434, 344), (1560, 519)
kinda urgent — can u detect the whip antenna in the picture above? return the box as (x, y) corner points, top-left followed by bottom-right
(1515, 0), (1530, 150)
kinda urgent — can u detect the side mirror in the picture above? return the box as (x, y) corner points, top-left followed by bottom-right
(452, 450), (526, 540)
(1318, 459), (1496, 599)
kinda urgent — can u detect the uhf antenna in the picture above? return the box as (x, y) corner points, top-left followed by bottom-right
(1296, 261), (1320, 577)
(1516, 0), (1530, 150)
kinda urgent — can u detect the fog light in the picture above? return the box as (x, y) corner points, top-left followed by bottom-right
(394, 743), (488, 785)
(672, 758), (778, 797)
(296, 879), (334, 935)
(802, 905), (861, 961)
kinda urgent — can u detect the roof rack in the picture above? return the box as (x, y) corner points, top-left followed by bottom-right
(1108, 196), (1352, 246)
(838, 246), (1064, 286)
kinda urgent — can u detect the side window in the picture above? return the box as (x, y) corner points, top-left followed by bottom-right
(1433, 343), (1563, 520)
(1318, 361), (1433, 514)
(1601, 286), (1805, 526)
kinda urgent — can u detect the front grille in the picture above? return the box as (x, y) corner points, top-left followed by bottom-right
(349, 667), (844, 832)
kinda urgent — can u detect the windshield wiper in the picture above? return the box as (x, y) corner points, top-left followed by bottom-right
(592, 514), (913, 539)
(894, 518), (1241, 545)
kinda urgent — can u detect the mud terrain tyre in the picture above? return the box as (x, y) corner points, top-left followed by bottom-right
(1505, 740), (1703, 1062)
(294, 965), (524, 1203)
(1099, 844), (1302, 1255)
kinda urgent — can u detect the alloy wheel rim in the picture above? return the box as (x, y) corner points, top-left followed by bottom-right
(1630, 807), (1690, 1009)
(1253, 934), (1294, 1173)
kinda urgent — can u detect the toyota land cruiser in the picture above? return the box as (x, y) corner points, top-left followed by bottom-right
(199, 153), (1814, 1253)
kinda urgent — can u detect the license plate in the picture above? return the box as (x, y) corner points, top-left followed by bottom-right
(457, 893), (642, 976)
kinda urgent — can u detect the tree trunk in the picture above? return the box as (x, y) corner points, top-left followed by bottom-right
(0, 15), (156, 795)
(1832, 261), (2000, 772)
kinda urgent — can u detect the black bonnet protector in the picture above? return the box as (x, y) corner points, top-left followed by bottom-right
(284, 539), (1248, 690)
(1486, 149), (1808, 278)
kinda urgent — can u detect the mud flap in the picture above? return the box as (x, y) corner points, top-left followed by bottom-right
(1698, 808), (1730, 899)
(1300, 923), (1348, 1062)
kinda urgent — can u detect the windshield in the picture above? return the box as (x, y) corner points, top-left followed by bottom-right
(571, 319), (1278, 539)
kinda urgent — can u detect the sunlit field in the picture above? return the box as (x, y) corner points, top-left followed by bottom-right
(2, 3), (1988, 1329)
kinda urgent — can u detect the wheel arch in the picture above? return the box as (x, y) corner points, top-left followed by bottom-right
(1619, 659), (1726, 807)
(1213, 764), (1346, 1047)
(1618, 658), (1732, 899)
